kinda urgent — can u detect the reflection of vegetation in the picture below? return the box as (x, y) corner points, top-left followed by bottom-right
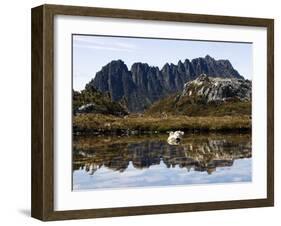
(73, 133), (251, 175)
(73, 113), (251, 134)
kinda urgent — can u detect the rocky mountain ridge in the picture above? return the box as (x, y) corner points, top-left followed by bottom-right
(85, 55), (244, 112)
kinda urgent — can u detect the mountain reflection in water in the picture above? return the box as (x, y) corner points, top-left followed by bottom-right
(73, 133), (252, 190)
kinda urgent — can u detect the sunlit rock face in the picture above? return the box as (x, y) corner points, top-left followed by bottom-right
(145, 73), (252, 116)
(73, 134), (251, 175)
(181, 74), (252, 103)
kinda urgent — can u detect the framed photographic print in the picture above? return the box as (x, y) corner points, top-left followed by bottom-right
(31, 4), (274, 221)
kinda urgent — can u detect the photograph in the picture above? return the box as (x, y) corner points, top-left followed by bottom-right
(72, 34), (252, 190)
(30, 4), (274, 220)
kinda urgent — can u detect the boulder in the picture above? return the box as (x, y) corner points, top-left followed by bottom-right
(167, 131), (184, 145)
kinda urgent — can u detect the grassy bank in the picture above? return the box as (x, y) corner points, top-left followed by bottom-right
(146, 94), (251, 117)
(73, 113), (251, 134)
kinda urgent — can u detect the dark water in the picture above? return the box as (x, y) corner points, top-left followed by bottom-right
(72, 133), (252, 190)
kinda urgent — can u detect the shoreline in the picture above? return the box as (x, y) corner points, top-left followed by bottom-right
(73, 114), (251, 136)
(73, 128), (251, 136)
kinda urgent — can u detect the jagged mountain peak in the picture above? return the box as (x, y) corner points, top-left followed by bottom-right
(162, 62), (170, 70)
(205, 54), (214, 60)
(108, 59), (126, 65)
(131, 62), (150, 72)
(177, 60), (183, 65)
(85, 56), (245, 112)
(100, 59), (129, 73)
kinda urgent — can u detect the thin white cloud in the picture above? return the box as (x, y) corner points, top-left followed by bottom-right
(74, 43), (134, 52)
(73, 36), (106, 45)
(73, 35), (137, 52)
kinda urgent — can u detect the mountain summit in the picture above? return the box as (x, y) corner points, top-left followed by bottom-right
(85, 56), (244, 112)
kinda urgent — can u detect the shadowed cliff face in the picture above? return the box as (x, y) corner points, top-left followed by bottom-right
(73, 133), (251, 175)
(85, 55), (244, 112)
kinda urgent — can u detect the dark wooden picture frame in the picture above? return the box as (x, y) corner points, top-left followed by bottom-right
(31, 4), (274, 221)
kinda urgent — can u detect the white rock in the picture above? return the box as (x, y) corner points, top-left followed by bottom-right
(167, 131), (184, 145)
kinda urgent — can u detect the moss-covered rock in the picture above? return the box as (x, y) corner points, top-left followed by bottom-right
(73, 87), (128, 116)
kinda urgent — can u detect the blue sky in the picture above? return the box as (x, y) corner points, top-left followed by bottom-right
(73, 35), (252, 91)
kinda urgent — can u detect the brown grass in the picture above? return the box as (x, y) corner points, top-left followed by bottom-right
(73, 113), (251, 134)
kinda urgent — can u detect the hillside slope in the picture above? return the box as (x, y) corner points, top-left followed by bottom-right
(146, 74), (252, 116)
(73, 87), (128, 116)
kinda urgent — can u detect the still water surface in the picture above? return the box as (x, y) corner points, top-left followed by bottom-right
(73, 133), (251, 190)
